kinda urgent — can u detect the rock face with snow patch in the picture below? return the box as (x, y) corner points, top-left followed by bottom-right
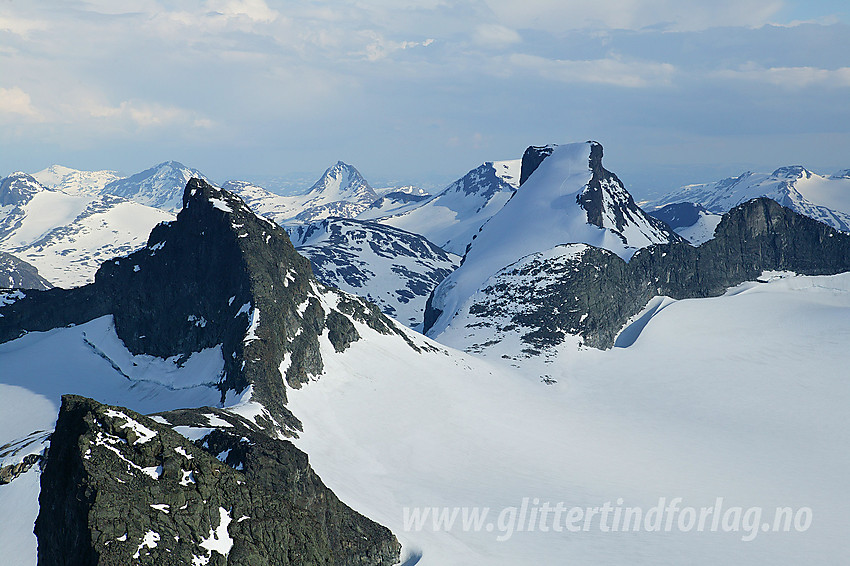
(36, 395), (400, 565)
(0, 179), (416, 435)
(289, 217), (460, 328)
(0, 252), (52, 290)
(436, 198), (850, 356)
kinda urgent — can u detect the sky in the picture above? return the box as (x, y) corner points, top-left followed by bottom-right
(1, 0), (849, 198)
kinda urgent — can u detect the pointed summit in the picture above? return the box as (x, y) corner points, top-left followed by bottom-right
(0, 178), (417, 435)
(289, 162), (379, 223)
(372, 158), (521, 255)
(306, 161), (377, 204)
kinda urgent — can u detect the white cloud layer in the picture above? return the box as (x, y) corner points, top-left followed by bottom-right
(0, 87), (42, 122)
(717, 65), (850, 88)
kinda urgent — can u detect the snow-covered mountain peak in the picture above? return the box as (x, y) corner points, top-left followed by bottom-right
(771, 165), (813, 180)
(101, 161), (208, 212)
(306, 161), (377, 204)
(32, 165), (120, 196)
(424, 141), (682, 338)
(0, 172), (47, 207)
(654, 163), (850, 233)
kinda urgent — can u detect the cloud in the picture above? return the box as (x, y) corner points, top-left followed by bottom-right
(504, 54), (676, 87)
(85, 100), (215, 130)
(0, 15), (49, 36)
(483, 0), (785, 31)
(206, 0), (280, 23)
(360, 32), (437, 61)
(472, 24), (521, 47)
(0, 87), (43, 122)
(716, 65), (850, 88)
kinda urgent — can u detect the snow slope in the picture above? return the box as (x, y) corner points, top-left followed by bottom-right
(287, 272), (850, 565)
(654, 166), (850, 232)
(372, 159), (520, 255)
(426, 142), (677, 338)
(221, 180), (301, 226)
(649, 202), (722, 245)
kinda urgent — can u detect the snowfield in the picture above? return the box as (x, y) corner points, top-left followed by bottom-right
(287, 272), (850, 565)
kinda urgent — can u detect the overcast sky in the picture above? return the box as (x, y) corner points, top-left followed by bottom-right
(1, 1), (849, 197)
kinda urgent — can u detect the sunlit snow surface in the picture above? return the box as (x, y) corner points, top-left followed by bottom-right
(288, 273), (850, 565)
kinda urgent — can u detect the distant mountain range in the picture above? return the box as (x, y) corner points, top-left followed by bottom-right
(0, 172), (173, 288)
(652, 165), (850, 234)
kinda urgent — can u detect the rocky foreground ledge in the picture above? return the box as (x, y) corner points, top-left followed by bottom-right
(35, 395), (400, 566)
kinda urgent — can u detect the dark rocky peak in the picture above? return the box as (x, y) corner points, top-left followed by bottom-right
(771, 165), (812, 180)
(831, 169), (850, 179)
(575, 142), (685, 243)
(0, 171), (46, 207)
(0, 178), (415, 436)
(36, 395), (400, 565)
(519, 144), (557, 186)
(649, 202), (710, 230)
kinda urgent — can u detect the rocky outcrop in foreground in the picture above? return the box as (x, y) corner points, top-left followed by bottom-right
(36, 395), (400, 566)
